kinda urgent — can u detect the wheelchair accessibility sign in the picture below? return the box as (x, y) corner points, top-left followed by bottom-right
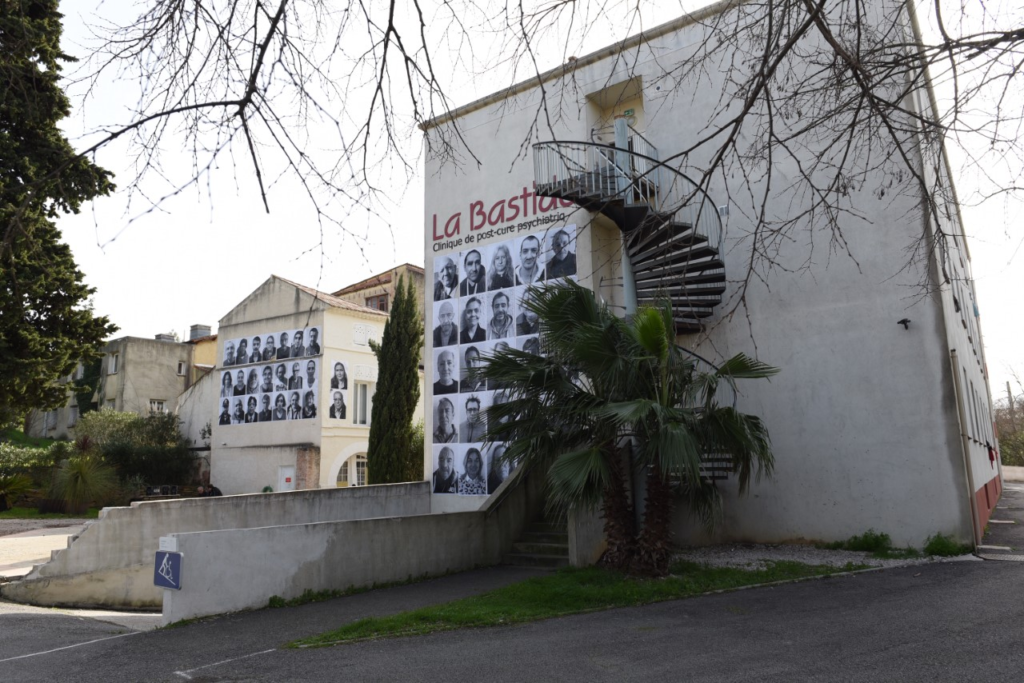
(154, 551), (183, 590)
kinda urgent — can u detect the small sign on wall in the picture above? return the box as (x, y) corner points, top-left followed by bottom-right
(154, 551), (183, 591)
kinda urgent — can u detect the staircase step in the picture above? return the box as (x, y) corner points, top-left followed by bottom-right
(634, 260), (725, 283)
(526, 522), (565, 534)
(628, 230), (708, 258)
(632, 244), (719, 271)
(520, 531), (569, 544)
(512, 542), (570, 556)
(504, 553), (570, 569)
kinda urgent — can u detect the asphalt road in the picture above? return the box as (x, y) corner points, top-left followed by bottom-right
(2, 558), (1023, 682)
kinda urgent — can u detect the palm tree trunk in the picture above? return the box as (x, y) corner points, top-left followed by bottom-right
(631, 464), (673, 577)
(598, 445), (636, 571)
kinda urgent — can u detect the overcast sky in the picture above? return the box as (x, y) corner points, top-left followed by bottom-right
(54, 1), (1022, 400)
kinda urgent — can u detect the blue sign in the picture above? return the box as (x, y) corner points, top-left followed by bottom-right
(154, 551), (183, 590)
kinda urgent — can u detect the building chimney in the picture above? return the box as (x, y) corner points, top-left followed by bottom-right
(155, 333), (178, 342)
(189, 324), (212, 341)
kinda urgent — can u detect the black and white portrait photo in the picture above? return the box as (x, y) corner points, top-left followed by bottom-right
(432, 446), (459, 494)
(460, 248), (487, 296)
(459, 393), (489, 444)
(487, 290), (514, 339)
(432, 396), (459, 444)
(433, 300), (458, 348)
(459, 296), (486, 344)
(458, 446), (488, 496)
(488, 243), (515, 290)
(543, 226), (577, 279)
(433, 348), (459, 395)
(433, 256), (458, 300)
(515, 234), (544, 285)
(330, 361), (348, 390)
(306, 327), (321, 356)
(460, 345), (487, 393)
(330, 390), (347, 419)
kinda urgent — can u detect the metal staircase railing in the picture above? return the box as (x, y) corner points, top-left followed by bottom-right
(533, 137), (726, 334)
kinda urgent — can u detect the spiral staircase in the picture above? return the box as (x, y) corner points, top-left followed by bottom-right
(532, 121), (726, 334)
(533, 124), (732, 481)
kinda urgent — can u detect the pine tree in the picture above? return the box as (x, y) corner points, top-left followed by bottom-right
(0, 1), (117, 426)
(367, 276), (423, 483)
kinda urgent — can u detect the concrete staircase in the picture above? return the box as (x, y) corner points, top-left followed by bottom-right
(505, 521), (570, 569)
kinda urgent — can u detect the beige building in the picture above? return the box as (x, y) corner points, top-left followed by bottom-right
(27, 326), (215, 440)
(332, 263), (425, 316)
(208, 275), (425, 494)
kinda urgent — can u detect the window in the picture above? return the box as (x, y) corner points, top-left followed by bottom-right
(44, 411), (57, 431)
(74, 363), (84, 381)
(355, 456), (367, 486)
(150, 399), (166, 414)
(68, 406), (79, 427)
(177, 361), (187, 376)
(337, 462), (349, 487)
(106, 398), (116, 410)
(108, 353), (119, 374)
(353, 382), (372, 425)
(365, 294), (388, 312)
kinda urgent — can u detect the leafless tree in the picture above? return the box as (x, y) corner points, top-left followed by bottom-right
(13, 0), (1024, 292)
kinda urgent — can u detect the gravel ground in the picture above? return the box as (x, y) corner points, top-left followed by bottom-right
(673, 542), (979, 571)
(0, 518), (92, 538)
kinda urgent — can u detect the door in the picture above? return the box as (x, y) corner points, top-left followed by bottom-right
(278, 465), (296, 492)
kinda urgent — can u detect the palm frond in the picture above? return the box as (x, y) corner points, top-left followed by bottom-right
(716, 353), (780, 380)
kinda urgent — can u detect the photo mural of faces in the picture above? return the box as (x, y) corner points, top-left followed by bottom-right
(221, 326), (322, 368)
(218, 358), (319, 424)
(327, 360), (348, 420)
(217, 324), (322, 426)
(428, 225), (577, 495)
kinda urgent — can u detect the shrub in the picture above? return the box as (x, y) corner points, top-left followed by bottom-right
(77, 410), (197, 484)
(0, 474), (33, 511)
(924, 533), (973, 557)
(53, 457), (117, 513)
(0, 442), (51, 477)
(75, 409), (142, 448)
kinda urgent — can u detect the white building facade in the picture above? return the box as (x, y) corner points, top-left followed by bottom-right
(208, 276), (391, 494)
(420, 3), (1000, 545)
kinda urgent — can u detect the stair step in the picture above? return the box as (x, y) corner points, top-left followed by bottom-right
(512, 542), (570, 556)
(632, 244), (719, 271)
(504, 553), (570, 569)
(634, 260), (725, 283)
(628, 231), (709, 260)
(520, 531), (568, 544)
(526, 522), (565, 534)
(634, 280), (726, 295)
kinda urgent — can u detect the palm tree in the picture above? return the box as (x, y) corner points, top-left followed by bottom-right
(481, 281), (777, 576)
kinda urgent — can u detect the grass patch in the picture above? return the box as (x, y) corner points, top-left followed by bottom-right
(924, 533), (973, 557)
(290, 560), (868, 649)
(818, 529), (921, 559)
(0, 506), (100, 520)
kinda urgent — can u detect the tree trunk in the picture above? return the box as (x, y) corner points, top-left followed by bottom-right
(598, 445), (636, 572)
(631, 464), (673, 577)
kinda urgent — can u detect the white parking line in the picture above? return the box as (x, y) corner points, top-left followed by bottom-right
(0, 632), (139, 663)
(173, 648), (277, 679)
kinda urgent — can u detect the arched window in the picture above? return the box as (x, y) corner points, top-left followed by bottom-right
(337, 461), (349, 487)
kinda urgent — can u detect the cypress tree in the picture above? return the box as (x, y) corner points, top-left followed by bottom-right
(1, 1), (117, 426)
(367, 275), (423, 483)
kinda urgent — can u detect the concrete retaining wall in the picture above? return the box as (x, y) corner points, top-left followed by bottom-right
(2, 482), (430, 609)
(162, 466), (545, 624)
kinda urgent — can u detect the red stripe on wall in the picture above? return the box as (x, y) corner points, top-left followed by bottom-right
(976, 477), (1002, 530)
